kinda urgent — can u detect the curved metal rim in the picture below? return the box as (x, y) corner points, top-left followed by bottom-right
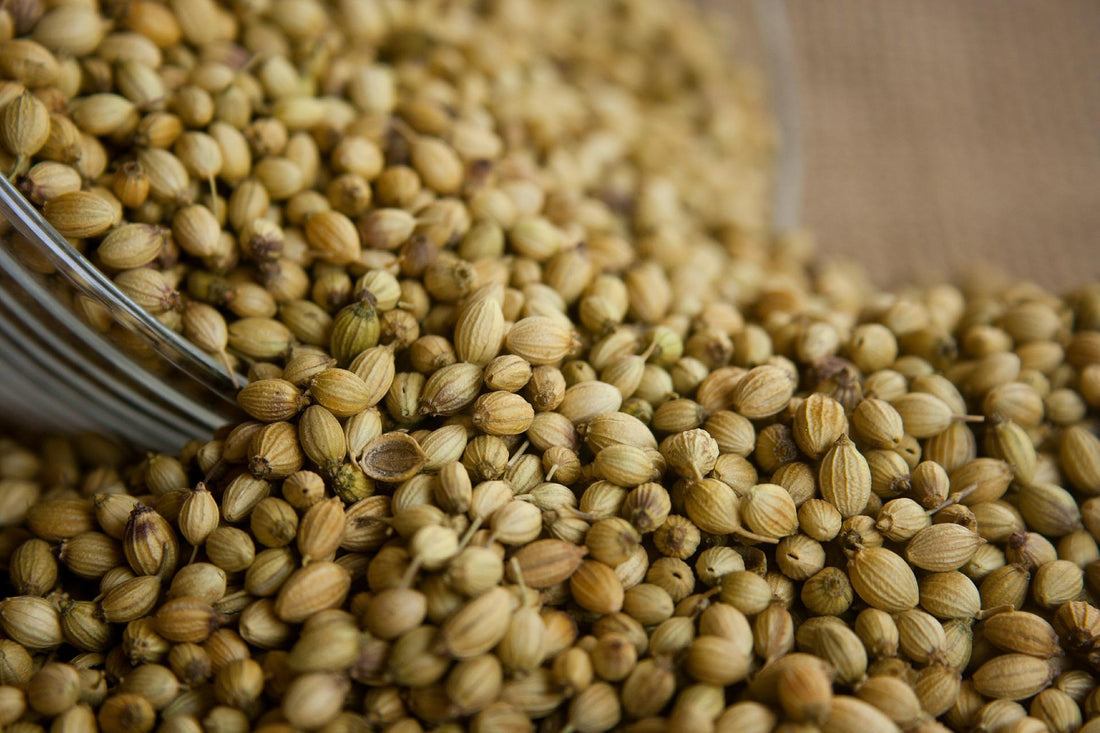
(0, 265), (221, 447)
(0, 2), (801, 444)
(0, 176), (246, 401)
(753, 0), (804, 233)
(0, 234), (231, 432)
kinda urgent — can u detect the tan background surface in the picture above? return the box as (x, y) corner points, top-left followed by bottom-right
(751, 0), (1100, 291)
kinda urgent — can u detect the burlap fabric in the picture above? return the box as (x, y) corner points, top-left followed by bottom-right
(743, 0), (1100, 290)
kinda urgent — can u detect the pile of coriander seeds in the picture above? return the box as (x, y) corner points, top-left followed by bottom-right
(2, 0), (1100, 731)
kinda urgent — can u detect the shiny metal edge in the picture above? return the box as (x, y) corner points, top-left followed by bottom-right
(752, 0), (804, 233)
(0, 269), (218, 447)
(0, 176), (245, 399)
(0, 237), (229, 433)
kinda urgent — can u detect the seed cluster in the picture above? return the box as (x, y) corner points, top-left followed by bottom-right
(9, 303), (1100, 733)
(3, 0), (1100, 733)
(0, 0), (771, 375)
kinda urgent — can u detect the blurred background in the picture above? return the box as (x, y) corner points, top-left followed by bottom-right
(742, 0), (1100, 290)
